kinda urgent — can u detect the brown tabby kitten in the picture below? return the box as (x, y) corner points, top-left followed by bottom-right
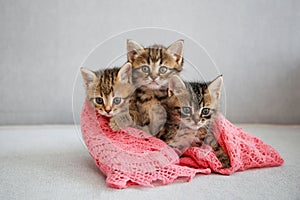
(157, 75), (231, 168)
(126, 39), (184, 135)
(81, 63), (134, 121)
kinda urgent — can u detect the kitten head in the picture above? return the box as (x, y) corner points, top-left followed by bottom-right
(127, 39), (184, 90)
(168, 75), (223, 130)
(81, 62), (134, 117)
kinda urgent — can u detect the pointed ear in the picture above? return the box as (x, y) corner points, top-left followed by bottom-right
(81, 67), (97, 87)
(167, 39), (184, 64)
(117, 62), (132, 83)
(168, 75), (186, 97)
(127, 39), (144, 63)
(208, 75), (223, 100)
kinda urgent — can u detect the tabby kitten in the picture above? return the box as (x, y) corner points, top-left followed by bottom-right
(157, 75), (231, 168)
(81, 62), (134, 120)
(126, 39), (184, 135)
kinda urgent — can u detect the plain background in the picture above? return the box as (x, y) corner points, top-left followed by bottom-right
(0, 0), (299, 125)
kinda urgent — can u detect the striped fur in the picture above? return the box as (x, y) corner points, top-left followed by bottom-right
(80, 63), (134, 118)
(127, 40), (184, 134)
(157, 75), (231, 168)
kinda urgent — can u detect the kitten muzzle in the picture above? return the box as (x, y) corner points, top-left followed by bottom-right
(105, 109), (112, 113)
(150, 76), (158, 81)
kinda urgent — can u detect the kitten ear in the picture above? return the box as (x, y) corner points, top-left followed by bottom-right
(167, 39), (184, 64)
(81, 67), (97, 87)
(127, 39), (144, 63)
(208, 75), (223, 100)
(117, 62), (132, 83)
(168, 75), (186, 96)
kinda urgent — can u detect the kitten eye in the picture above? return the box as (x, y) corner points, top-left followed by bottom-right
(95, 97), (103, 104)
(182, 107), (192, 114)
(202, 108), (210, 115)
(159, 66), (168, 74)
(113, 97), (121, 105)
(141, 65), (150, 73)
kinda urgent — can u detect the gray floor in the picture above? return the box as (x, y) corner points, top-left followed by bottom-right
(0, 124), (299, 200)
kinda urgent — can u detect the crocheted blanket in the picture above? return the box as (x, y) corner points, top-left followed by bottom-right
(81, 101), (284, 189)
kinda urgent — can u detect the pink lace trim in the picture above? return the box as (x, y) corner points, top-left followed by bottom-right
(81, 101), (284, 189)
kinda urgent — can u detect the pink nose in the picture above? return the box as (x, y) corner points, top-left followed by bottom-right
(105, 109), (111, 113)
(192, 115), (200, 124)
(150, 75), (157, 81)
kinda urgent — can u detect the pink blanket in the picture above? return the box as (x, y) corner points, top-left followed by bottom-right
(81, 101), (284, 189)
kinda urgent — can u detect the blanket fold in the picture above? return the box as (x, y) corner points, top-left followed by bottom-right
(81, 101), (284, 189)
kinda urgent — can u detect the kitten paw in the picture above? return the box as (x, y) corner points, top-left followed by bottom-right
(220, 155), (231, 168)
(109, 118), (121, 131)
(150, 104), (167, 118)
(109, 113), (133, 131)
(149, 104), (167, 135)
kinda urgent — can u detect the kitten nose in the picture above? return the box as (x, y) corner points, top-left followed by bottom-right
(150, 75), (158, 81)
(105, 108), (111, 113)
(192, 115), (200, 124)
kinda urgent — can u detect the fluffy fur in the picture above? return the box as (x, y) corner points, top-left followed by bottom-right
(157, 75), (231, 168)
(80, 63), (134, 118)
(127, 40), (184, 135)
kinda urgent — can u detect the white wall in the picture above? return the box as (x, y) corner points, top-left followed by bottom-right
(1, 0), (299, 125)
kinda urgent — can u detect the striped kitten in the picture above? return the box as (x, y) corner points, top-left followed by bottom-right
(157, 75), (231, 168)
(80, 63), (134, 121)
(126, 39), (184, 135)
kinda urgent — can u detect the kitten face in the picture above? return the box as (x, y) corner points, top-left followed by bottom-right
(127, 40), (184, 89)
(168, 75), (223, 130)
(81, 63), (134, 117)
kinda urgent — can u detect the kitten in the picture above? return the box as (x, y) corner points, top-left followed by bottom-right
(157, 75), (231, 168)
(81, 63), (135, 125)
(125, 39), (184, 135)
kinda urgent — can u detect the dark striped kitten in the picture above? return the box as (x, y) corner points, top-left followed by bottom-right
(80, 63), (134, 120)
(126, 39), (184, 135)
(157, 75), (231, 168)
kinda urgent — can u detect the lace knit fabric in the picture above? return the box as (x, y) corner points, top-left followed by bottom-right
(81, 101), (284, 189)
